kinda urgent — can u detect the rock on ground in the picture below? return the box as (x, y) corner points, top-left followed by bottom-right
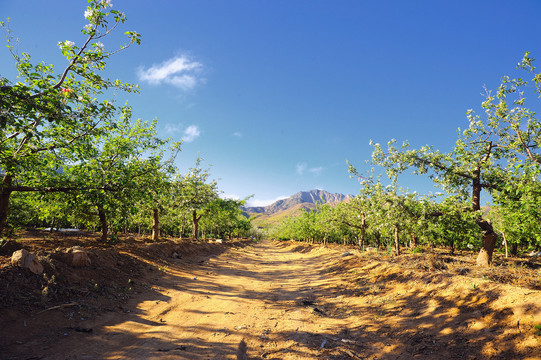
(10, 249), (43, 274)
(68, 247), (91, 267)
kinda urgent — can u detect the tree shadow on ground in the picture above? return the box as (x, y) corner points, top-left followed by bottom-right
(2, 239), (537, 359)
(0, 238), (254, 359)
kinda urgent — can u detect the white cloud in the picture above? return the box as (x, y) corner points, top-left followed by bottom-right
(164, 123), (183, 134)
(309, 166), (324, 175)
(137, 54), (203, 91)
(297, 162), (324, 176)
(182, 125), (200, 142)
(247, 196), (288, 207)
(233, 132), (243, 138)
(296, 162), (307, 175)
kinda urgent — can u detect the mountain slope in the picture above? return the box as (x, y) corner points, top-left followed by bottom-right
(246, 189), (351, 216)
(245, 189), (352, 228)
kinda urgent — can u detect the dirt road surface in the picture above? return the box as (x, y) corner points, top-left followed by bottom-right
(3, 240), (540, 359)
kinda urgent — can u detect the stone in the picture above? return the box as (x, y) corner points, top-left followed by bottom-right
(26, 253), (44, 274)
(11, 249), (44, 274)
(69, 247), (91, 267)
(10, 248), (28, 267)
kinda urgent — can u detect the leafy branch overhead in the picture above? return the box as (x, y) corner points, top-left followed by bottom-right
(1, 1), (252, 242)
(0, 0), (152, 236)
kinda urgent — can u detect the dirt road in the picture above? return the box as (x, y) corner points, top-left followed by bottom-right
(5, 240), (541, 359)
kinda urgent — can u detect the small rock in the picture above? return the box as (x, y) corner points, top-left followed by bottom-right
(11, 249), (44, 274)
(342, 251), (353, 257)
(69, 248), (91, 267)
(10, 249), (27, 266)
(216, 239), (223, 244)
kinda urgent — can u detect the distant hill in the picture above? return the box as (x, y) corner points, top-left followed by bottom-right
(244, 189), (352, 228)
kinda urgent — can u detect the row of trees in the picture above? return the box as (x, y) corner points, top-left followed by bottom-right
(1, 1), (252, 241)
(7, 160), (253, 241)
(272, 53), (541, 267)
(270, 184), (479, 256)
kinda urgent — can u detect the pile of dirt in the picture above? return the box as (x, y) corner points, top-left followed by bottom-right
(302, 242), (541, 291)
(381, 250), (541, 291)
(0, 230), (251, 316)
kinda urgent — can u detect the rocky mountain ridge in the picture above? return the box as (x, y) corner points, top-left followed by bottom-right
(245, 189), (351, 216)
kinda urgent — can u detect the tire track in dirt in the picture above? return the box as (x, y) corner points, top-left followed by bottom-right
(38, 240), (541, 359)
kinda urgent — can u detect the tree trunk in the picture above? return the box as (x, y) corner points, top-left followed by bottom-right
(476, 219), (497, 266)
(472, 167), (498, 266)
(97, 206), (108, 242)
(359, 214), (366, 249)
(375, 232), (381, 249)
(472, 167), (482, 211)
(410, 233), (417, 249)
(394, 225), (400, 256)
(0, 174), (13, 235)
(192, 210), (199, 240)
(502, 231), (509, 258)
(510, 243), (518, 256)
(152, 208), (160, 241)
(49, 217), (56, 233)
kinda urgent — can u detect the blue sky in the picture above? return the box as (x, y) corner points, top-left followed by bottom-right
(2, 1), (541, 206)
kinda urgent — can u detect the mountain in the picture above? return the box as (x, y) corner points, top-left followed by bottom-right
(244, 190), (352, 227)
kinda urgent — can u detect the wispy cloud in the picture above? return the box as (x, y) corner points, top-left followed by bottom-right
(296, 162), (324, 176)
(296, 162), (307, 175)
(309, 166), (324, 175)
(137, 54), (203, 91)
(164, 123), (183, 134)
(233, 132), (243, 138)
(182, 125), (201, 142)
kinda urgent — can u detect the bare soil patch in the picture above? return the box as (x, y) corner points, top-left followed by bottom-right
(1, 233), (540, 359)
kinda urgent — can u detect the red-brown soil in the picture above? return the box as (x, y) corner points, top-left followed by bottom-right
(0, 231), (540, 359)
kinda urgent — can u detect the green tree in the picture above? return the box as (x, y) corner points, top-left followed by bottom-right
(201, 197), (250, 239)
(367, 53), (541, 266)
(65, 113), (176, 242)
(0, 0), (140, 235)
(176, 159), (218, 240)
